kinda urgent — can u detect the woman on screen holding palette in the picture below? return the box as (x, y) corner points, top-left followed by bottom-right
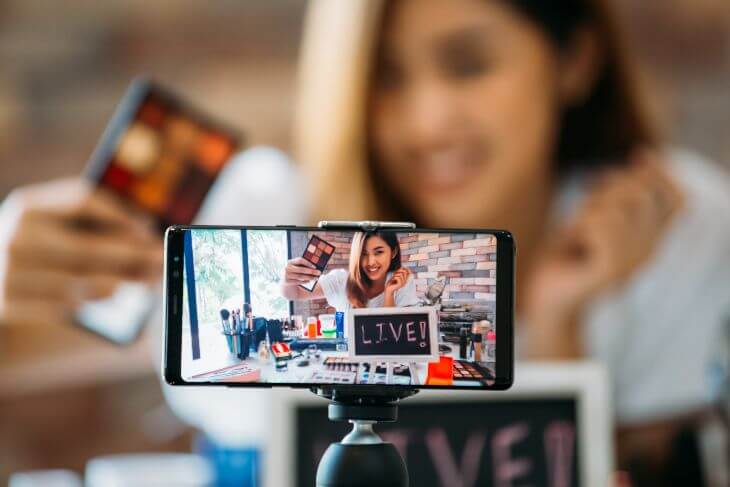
(281, 230), (418, 312)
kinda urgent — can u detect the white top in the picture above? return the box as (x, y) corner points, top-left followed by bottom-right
(553, 149), (730, 424)
(318, 268), (420, 312)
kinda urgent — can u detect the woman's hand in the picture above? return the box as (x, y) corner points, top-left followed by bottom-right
(0, 178), (163, 329)
(283, 257), (321, 285)
(280, 257), (324, 300)
(523, 149), (683, 357)
(384, 267), (411, 305)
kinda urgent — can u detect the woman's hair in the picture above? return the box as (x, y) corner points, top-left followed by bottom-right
(295, 0), (659, 221)
(505, 0), (658, 171)
(346, 230), (402, 307)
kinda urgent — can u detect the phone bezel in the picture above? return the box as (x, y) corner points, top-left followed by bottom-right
(163, 225), (514, 391)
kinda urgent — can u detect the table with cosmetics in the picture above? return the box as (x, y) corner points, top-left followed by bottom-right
(188, 311), (497, 387)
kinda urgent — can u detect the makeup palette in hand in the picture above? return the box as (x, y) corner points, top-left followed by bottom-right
(85, 77), (242, 230)
(300, 235), (335, 292)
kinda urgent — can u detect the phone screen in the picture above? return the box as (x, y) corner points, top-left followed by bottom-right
(77, 79), (241, 344)
(167, 227), (513, 389)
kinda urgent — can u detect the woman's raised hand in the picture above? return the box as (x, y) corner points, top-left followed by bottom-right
(0, 178), (163, 328)
(523, 149), (683, 356)
(283, 257), (321, 285)
(385, 267), (411, 295)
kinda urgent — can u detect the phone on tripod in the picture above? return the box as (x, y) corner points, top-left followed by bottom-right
(163, 223), (514, 391)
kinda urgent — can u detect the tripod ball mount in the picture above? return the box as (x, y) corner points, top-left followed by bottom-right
(312, 387), (417, 487)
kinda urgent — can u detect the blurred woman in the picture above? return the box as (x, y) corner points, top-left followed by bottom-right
(294, 0), (730, 480)
(281, 230), (418, 312)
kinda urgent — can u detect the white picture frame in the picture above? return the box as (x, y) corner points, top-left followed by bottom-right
(345, 306), (439, 363)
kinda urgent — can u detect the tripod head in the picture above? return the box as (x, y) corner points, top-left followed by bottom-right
(311, 387), (417, 487)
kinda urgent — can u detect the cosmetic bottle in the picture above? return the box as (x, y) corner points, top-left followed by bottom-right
(459, 328), (468, 359)
(472, 333), (483, 362)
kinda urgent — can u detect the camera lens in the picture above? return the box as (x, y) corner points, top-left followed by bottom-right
(173, 270), (180, 278)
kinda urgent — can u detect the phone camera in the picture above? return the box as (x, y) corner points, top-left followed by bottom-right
(173, 270), (180, 278)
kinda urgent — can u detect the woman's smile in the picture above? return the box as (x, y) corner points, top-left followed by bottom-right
(365, 263), (384, 279)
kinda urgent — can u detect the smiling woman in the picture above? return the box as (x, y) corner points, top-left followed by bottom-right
(280, 230), (419, 312)
(294, 0), (730, 480)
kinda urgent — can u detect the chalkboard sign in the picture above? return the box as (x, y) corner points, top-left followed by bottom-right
(346, 306), (439, 362)
(295, 398), (579, 487)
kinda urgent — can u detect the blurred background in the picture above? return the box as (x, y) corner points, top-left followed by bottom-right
(1, 0), (729, 485)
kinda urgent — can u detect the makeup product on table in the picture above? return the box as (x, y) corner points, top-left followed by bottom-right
(231, 310), (238, 334)
(192, 362), (260, 383)
(323, 357), (359, 373)
(309, 370), (357, 384)
(257, 341), (270, 361)
(320, 314), (336, 338)
(452, 359), (493, 384)
(294, 315), (304, 331)
(459, 328), (468, 359)
(275, 357), (288, 372)
(486, 330), (496, 363)
(221, 308), (234, 353)
(335, 312), (344, 337)
(425, 355), (454, 386)
(472, 333), (483, 362)
(271, 342), (292, 359)
(220, 309), (231, 334)
(299, 235), (335, 292)
(236, 331), (250, 360)
(306, 317), (318, 338)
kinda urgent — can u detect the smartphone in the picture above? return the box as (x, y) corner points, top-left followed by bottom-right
(76, 78), (242, 344)
(163, 225), (514, 391)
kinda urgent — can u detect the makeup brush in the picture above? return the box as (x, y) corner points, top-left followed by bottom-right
(220, 309), (231, 333)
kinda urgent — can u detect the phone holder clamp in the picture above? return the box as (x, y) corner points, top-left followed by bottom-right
(317, 220), (416, 231)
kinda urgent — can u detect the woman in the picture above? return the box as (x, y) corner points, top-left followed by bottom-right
(281, 230), (418, 312)
(294, 0), (730, 480)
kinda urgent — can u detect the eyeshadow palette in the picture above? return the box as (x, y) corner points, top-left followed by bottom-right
(299, 235), (335, 292)
(323, 357), (358, 373)
(453, 360), (494, 384)
(85, 78), (242, 230)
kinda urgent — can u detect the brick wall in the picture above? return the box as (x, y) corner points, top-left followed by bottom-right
(290, 231), (497, 318)
(399, 232), (497, 303)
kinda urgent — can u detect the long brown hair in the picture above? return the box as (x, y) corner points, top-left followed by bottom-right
(346, 230), (402, 308)
(295, 0), (660, 221)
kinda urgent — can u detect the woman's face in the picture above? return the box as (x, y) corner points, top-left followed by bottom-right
(360, 235), (395, 282)
(369, 0), (566, 227)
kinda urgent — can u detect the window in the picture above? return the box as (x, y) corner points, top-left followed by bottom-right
(246, 229), (289, 317)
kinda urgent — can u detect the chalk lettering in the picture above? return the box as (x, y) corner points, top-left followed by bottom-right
(492, 422), (532, 487)
(407, 321), (416, 342)
(425, 427), (486, 487)
(390, 322), (403, 342)
(377, 322), (385, 342)
(544, 421), (575, 487)
(361, 324), (371, 344)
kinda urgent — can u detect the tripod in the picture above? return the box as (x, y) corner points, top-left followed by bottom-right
(313, 388), (416, 487)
